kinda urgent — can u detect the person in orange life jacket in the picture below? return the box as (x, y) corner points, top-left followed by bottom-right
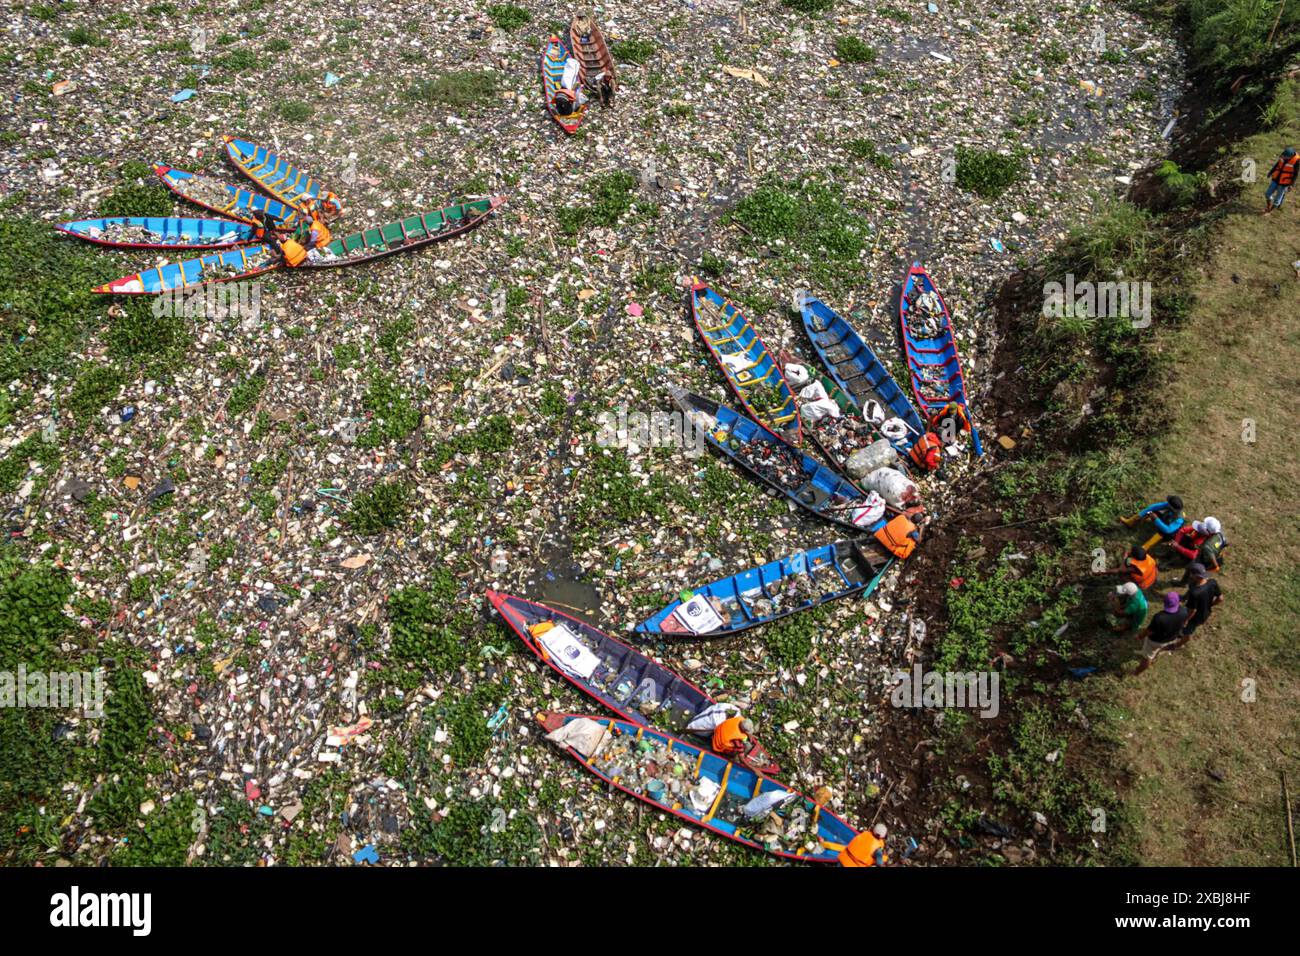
(712, 716), (754, 759)
(840, 823), (890, 867)
(908, 431), (943, 471)
(1095, 545), (1157, 590)
(250, 209), (280, 242)
(928, 401), (970, 446)
(1119, 494), (1185, 551)
(875, 514), (922, 559)
(553, 56), (589, 117)
(1265, 147), (1299, 214)
(278, 211), (332, 268)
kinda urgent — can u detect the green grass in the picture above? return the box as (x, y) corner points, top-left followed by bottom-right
(348, 481), (412, 535)
(405, 71), (499, 110)
(358, 371), (421, 448)
(955, 146), (1026, 200)
(277, 99), (313, 122)
(557, 171), (656, 235)
(834, 37), (877, 63)
(611, 39), (656, 64)
(487, 4), (531, 30)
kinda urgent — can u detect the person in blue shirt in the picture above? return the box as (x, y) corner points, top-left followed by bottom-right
(1119, 494), (1185, 551)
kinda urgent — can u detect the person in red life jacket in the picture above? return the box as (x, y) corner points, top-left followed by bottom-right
(839, 823), (890, 867)
(927, 401), (971, 447)
(711, 716), (754, 760)
(908, 431), (943, 472)
(1265, 148), (1299, 214)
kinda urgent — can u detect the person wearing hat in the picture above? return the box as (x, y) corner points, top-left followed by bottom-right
(1134, 591), (1190, 674)
(1265, 147), (1299, 214)
(839, 823), (890, 867)
(1109, 581), (1149, 635)
(1171, 516), (1216, 562)
(1177, 563), (1223, 647)
(1095, 544), (1158, 590)
(712, 715), (755, 760)
(1119, 495), (1185, 551)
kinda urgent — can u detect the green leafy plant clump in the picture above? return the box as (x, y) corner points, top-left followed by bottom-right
(558, 171), (657, 235)
(611, 39), (657, 64)
(406, 71), (500, 110)
(487, 3), (531, 30)
(955, 146), (1026, 200)
(348, 480), (412, 535)
(834, 36), (877, 63)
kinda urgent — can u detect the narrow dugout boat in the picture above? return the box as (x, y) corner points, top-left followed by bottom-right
(568, 15), (617, 105)
(635, 541), (893, 638)
(898, 262), (984, 456)
(669, 387), (887, 534)
(540, 37), (584, 134)
(488, 591), (778, 774)
(222, 136), (342, 215)
(154, 165), (301, 226)
(538, 712), (860, 863)
(91, 242), (279, 295)
(798, 290), (925, 457)
(55, 215), (258, 250)
(691, 283), (802, 446)
(299, 196), (505, 268)
(91, 199), (504, 293)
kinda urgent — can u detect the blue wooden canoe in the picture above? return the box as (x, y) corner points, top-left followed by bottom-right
(898, 262), (984, 456)
(538, 712), (860, 863)
(540, 37), (584, 134)
(635, 540), (893, 638)
(488, 591), (779, 774)
(92, 242), (279, 295)
(155, 165), (301, 226)
(798, 290), (925, 457)
(222, 136), (342, 215)
(55, 216), (258, 250)
(669, 387), (887, 534)
(692, 283), (802, 446)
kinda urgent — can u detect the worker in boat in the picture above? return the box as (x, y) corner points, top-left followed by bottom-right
(315, 191), (344, 218)
(1264, 147), (1299, 214)
(874, 513), (922, 560)
(1118, 494), (1185, 550)
(250, 208), (281, 242)
(927, 400), (971, 446)
(839, 823), (890, 867)
(275, 209), (331, 268)
(908, 430), (943, 472)
(554, 55), (589, 117)
(712, 716), (755, 761)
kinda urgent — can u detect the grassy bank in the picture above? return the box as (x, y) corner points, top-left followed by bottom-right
(922, 0), (1300, 864)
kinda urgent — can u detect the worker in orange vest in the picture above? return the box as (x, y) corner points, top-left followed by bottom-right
(927, 401), (970, 446)
(277, 209), (332, 268)
(840, 823), (890, 867)
(1094, 545), (1157, 590)
(908, 431), (943, 472)
(1265, 147), (1299, 214)
(712, 716), (754, 760)
(874, 514), (921, 560)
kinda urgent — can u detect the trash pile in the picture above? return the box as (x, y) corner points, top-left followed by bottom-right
(0, 0), (1182, 867)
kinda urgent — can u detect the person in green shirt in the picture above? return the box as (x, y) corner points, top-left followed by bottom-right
(1109, 581), (1148, 635)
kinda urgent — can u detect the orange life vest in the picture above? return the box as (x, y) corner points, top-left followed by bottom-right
(1126, 555), (1157, 590)
(281, 239), (308, 267)
(1273, 154), (1300, 186)
(309, 217), (331, 248)
(712, 716), (748, 755)
(908, 432), (943, 472)
(839, 832), (888, 867)
(875, 515), (919, 560)
(928, 402), (970, 439)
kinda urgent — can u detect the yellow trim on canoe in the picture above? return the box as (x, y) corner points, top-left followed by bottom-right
(702, 762), (731, 823)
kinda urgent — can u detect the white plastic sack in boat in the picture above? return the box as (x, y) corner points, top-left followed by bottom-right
(863, 467), (920, 508)
(800, 397), (842, 424)
(845, 439), (897, 479)
(670, 593), (725, 635)
(685, 702), (741, 733)
(784, 363), (811, 387)
(544, 717), (611, 759)
(798, 380), (828, 403)
(850, 491), (887, 527)
(740, 790), (798, 820)
(719, 352), (751, 375)
(880, 417), (909, 442)
(537, 623), (600, 679)
(861, 399), (886, 424)
(688, 776), (721, 813)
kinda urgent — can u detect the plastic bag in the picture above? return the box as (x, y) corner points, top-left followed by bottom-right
(784, 363), (811, 387)
(863, 467), (921, 508)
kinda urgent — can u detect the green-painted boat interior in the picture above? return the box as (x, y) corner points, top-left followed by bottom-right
(326, 202), (488, 256)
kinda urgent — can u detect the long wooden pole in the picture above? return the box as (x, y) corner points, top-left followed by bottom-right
(1268, 0), (1288, 49)
(1283, 770), (1297, 866)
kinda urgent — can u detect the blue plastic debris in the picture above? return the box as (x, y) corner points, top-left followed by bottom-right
(324, 72), (341, 87)
(120, 406), (136, 422)
(170, 89), (196, 103)
(353, 844), (379, 865)
(989, 238), (1005, 253)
